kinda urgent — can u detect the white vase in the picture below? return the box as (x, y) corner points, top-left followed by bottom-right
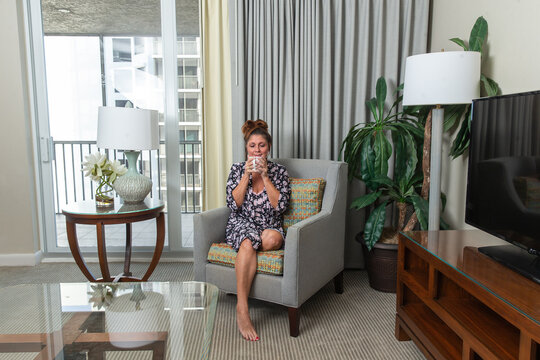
(113, 172), (152, 203)
(113, 150), (152, 203)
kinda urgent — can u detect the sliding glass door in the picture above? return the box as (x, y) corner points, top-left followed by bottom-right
(29, 0), (202, 255)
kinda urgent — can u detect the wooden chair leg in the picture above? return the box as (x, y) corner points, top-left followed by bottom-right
(334, 270), (344, 294)
(288, 307), (300, 337)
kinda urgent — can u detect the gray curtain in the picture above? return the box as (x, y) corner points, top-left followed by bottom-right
(228, 0), (430, 268)
(229, 0), (430, 162)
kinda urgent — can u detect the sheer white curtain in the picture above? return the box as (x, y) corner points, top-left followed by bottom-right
(229, 0), (430, 161)
(202, 0), (232, 210)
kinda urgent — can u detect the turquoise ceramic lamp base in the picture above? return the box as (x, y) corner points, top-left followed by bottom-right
(113, 151), (152, 204)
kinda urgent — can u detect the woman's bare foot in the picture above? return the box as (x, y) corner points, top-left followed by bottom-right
(236, 306), (259, 341)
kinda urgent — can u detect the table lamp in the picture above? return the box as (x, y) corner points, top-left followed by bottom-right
(97, 106), (159, 203)
(403, 51), (480, 230)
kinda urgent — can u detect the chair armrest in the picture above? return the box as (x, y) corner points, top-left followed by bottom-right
(281, 209), (345, 306)
(193, 206), (231, 281)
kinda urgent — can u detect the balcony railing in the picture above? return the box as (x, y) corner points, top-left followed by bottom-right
(53, 140), (202, 214)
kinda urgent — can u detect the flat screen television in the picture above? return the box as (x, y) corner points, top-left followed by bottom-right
(466, 90), (540, 284)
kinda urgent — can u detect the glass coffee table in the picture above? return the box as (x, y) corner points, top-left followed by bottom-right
(0, 282), (218, 359)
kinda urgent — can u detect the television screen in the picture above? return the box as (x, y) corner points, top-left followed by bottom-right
(466, 90), (540, 283)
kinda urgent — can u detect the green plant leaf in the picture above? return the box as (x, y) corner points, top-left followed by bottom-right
(441, 192), (447, 212)
(360, 138), (377, 189)
(449, 37), (468, 50)
(369, 175), (394, 188)
(393, 131), (418, 192)
(440, 217), (450, 230)
(340, 123), (372, 180)
(411, 194), (429, 230)
(376, 77), (387, 123)
(480, 74), (500, 96)
(403, 184), (416, 198)
(390, 94), (404, 113)
(366, 98), (378, 123)
(449, 108), (472, 158)
(387, 187), (402, 201)
(403, 132), (418, 184)
(363, 201), (388, 250)
(350, 191), (382, 210)
(443, 104), (467, 132)
(373, 130), (392, 177)
(469, 16), (488, 53)
(396, 121), (424, 139)
(408, 173), (424, 190)
(392, 132), (406, 183)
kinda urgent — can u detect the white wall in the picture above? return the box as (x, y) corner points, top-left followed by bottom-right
(430, 0), (540, 229)
(0, 0), (42, 264)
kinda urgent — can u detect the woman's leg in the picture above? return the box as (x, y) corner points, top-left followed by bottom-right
(235, 238), (259, 341)
(260, 229), (283, 251)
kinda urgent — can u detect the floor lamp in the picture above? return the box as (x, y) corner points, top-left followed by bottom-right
(403, 51), (481, 231)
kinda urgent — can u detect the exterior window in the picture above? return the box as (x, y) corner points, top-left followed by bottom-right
(186, 130), (199, 141)
(112, 38), (131, 62)
(134, 38), (145, 55)
(178, 58), (199, 89)
(37, 0), (203, 252)
(180, 129), (199, 142)
(115, 100), (130, 107)
(113, 68), (133, 93)
(181, 160), (200, 175)
(179, 93), (200, 123)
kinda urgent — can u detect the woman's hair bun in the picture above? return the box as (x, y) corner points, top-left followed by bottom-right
(241, 119), (268, 139)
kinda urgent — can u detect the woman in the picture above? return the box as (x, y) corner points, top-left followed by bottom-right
(225, 119), (291, 341)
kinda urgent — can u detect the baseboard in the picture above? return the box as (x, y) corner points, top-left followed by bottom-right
(0, 251), (43, 266)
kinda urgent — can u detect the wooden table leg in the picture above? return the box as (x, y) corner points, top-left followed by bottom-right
(124, 223), (133, 277)
(142, 212), (165, 281)
(65, 219), (96, 282)
(96, 223), (111, 282)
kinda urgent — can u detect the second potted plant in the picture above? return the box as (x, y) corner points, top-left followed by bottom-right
(340, 77), (428, 292)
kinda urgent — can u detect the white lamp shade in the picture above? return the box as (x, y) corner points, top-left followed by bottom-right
(403, 51), (481, 106)
(97, 106), (159, 150)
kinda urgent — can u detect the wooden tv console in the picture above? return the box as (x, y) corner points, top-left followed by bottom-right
(396, 230), (540, 360)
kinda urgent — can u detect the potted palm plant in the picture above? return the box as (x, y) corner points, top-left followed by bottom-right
(342, 18), (499, 293)
(340, 77), (428, 292)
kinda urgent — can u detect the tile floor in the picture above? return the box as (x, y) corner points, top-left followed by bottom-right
(55, 213), (195, 249)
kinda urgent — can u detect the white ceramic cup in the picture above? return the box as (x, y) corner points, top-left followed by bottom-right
(251, 156), (262, 172)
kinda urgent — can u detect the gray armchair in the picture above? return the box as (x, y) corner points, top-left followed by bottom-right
(194, 158), (347, 336)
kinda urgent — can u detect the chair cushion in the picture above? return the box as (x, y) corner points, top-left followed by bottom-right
(283, 177), (326, 232)
(207, 243), (284, 275)
(513, 175), (540, 210)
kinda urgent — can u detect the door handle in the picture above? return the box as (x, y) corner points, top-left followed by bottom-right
(40, 136), (54, 163)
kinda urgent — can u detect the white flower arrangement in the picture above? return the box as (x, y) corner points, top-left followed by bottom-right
(82, 152), (127, 202)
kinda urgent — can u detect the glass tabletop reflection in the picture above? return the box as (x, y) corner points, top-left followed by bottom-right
(0, 282), (218, 360)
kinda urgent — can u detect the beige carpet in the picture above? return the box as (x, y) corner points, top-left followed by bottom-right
(0, 262), (424, 359)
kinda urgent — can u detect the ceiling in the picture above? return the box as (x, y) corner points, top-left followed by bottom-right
(42, 0), (200, 36)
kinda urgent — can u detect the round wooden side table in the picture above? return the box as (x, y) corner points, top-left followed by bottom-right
(62, 197), (165, 282)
